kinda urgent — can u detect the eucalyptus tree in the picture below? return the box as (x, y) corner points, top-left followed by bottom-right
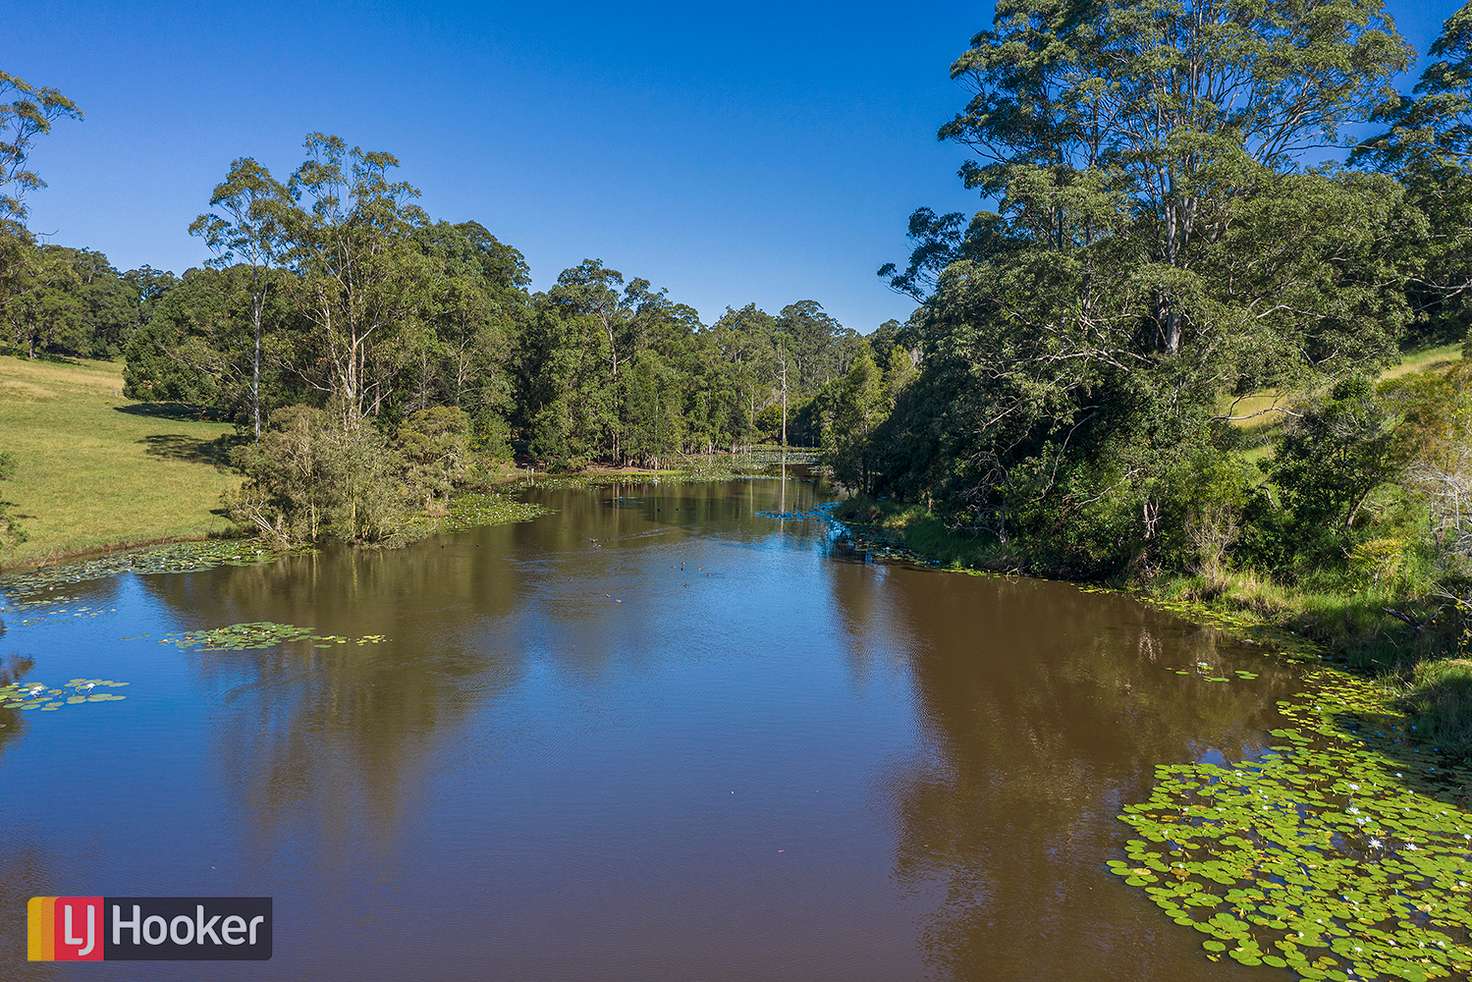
(930, 0), (1411, 353)
(0, 70), (81, 235)
(411, 220), (530, 452)
(191, 158), (292, 438)
(549, 259), (626, 459)
(1354, 2), (1472, 343)
(3, 245), (83, 357)
(531, 260), (705, 464)
(710, 304), (781, 447)
(285, 133), (437, 428)
(620, 348), (685, 467)
(0, 70), (80, 332)
(823, 345), (886, 492)
(122, 265), (178, 336)
(123, 265), (281, 418)
(775, 300), (853, 394)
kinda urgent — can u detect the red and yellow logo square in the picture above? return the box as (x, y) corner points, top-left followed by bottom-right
(28, 896), (105, 961)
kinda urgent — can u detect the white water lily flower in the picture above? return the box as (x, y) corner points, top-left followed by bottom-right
(1368, 838), (1383, 848)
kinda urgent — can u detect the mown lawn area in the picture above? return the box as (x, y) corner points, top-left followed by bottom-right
(0, 355), (241, 569)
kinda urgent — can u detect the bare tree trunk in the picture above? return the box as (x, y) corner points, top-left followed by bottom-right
(780, 359), (788, 450)
(251, 295), (263, 440)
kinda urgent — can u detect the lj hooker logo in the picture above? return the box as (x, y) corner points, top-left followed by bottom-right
(28, 896), (271, 961)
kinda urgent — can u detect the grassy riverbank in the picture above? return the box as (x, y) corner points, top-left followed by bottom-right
(834, 496), (1472, 760)
(0, 355), (241, 570)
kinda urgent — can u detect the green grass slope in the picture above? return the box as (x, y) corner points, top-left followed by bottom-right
(0, 356), (241, 569)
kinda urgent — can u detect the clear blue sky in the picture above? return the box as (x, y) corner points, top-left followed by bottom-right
(9, 1), (1452, 332)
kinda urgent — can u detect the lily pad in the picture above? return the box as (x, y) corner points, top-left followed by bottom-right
(165, 621), (388, 652)
(0, 540), (277, 606)
(0, 678), (131, 714)
(1111, 668), (1472, 980)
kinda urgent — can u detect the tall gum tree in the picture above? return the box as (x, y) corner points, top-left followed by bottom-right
(0, 70), (81, 340)
(899, 0), (1411, 353)
(191, 158), (292, 439)
(285, 133), (434, 430)
(0, 70), (81, 235)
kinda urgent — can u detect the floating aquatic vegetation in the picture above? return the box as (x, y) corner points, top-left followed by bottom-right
(164, 621), (387, 652)
(0, 678), (129, 712)
(0, 540), (277, 603)
(1112, 668), (1472, 979)
(1162, 662), (1261, 683)
(439, 493), (550, 533)
(6, 592), (80, 612)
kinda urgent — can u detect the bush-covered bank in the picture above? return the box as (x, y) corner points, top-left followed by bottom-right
(225, 398), (783, 551)
(834, 496), (1472, 761)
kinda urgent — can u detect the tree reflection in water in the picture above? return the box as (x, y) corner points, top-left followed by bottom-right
(826, 556), (1294, 980)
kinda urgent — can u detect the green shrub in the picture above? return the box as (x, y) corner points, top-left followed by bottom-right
(396, 406), (472, 512)
(231, 405), (405, 546)
(1154, 449), (1255, 578)
(1258, 375), (1402, 570)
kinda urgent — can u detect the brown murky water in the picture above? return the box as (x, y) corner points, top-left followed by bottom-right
(0, 477), (1296, 980)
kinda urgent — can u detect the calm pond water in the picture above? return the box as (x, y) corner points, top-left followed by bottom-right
(0, 476), (1301, 980)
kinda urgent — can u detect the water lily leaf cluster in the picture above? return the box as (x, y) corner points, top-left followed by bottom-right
(1161, 661), (1261, 683)
(438, 493), (550, 533)
(0, 678), (129, 712)
(1113, 668), (1472, 979)
(0, 540), (276, 602)
(165, 621), (388, 652)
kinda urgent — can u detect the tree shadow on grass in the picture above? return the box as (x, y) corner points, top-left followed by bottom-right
(115, 402), (225, 422)
(0, 346), (85, 366)
(138, 433), (240, 470)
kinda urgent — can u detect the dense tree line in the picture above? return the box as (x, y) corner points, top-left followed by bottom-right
(854, 0), (1472, 664)
(0, 79), (900, 547)
(121, 137), (898, 543)
(112, 136), (873, 475)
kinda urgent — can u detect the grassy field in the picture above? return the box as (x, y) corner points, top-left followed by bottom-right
(1225, 341), (1465, 432)
(1224, 340), (1467, 469)
(1380, 339), (1465, 380)
(0, 356), (241, 569)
